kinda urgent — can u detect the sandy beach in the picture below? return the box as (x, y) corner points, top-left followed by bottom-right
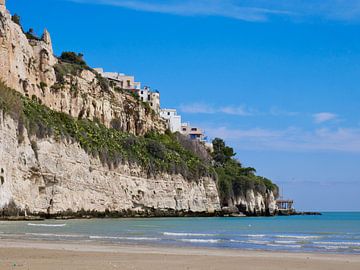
(0, 240), (359, 270)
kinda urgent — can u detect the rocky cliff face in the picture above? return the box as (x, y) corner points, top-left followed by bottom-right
(232, 190), (277, 216)
(0, 111), (220, 215)
(0, 3), (166, 136)
(0, 1), (277, 217)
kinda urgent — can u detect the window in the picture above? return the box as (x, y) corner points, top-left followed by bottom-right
(141, 91), (143, 94)
(148, 95), (151, 101)
(167, 112), (170, 116)
(141, 97), (143, 101)
(191, 128), (197, 131)
(150, 103), (153, 106)
(127, 80), (131, 87)
(182, 128), (187, 131)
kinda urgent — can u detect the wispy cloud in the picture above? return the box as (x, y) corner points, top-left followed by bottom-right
(179, 103), (254, 116)
(179, 102), (303, 117)
(313, 112), (338, 124)
(179, 102), (215, 114)
(69, 0), (360, 22)
(205, 126), (360, 153)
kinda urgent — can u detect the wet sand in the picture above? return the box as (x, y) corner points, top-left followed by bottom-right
(0, 240), (359, 270)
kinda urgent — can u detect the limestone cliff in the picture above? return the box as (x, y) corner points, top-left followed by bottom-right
(0, 1), (278, 217)
(0, 3), (166, 136)
(0, 111), (220, 215)
(232, 190), (277, 216)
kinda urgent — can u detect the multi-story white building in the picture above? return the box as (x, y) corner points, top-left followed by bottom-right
(160, 109), (182, 132)
(95, 68), (160, 113)
(138, 86), (160, 113)
(94, 68), (141, 90)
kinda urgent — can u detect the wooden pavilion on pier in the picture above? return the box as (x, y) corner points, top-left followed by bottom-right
(276, 199), (294, 215)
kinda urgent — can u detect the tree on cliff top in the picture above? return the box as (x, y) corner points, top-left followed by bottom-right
(11, 14), (21, 26)
(212, 138), (236, 165)
(211, 138), (278, 206)
(59, 52), (88, 68)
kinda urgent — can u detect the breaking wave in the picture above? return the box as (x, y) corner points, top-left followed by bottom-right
(274, 235), (322, 240)
(89, 235), (159, 241)
(179, 239), (220, 243)
(314, 241), (360, 247)
(163, 232), (215, 237)
(27, 223), (66, 227)
(25, 233), (84, 238)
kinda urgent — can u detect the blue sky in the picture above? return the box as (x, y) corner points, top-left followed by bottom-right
(8, 0), (360, 211)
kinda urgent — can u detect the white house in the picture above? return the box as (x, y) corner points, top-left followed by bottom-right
(94, 68), (141, 90)
(95, 68), (160, 113)
(160, 109), (182, 132)
(138, 86), (160, 113)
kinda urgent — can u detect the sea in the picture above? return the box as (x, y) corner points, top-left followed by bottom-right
(0, 212), (359, 254)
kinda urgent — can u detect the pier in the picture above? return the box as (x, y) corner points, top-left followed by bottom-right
(276, 199), (295, 215)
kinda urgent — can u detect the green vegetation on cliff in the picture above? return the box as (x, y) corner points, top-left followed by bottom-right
(0, 81), (277, 199)
(212, 138), (279, 205)
(54, 52), (90, 84)
(0, 81), (210, 180)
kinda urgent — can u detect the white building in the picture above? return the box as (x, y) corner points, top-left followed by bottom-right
(94, 68), (141, 90)
(160, 109), (182, 132)
(95, 68), (160, 113)
(138, 86), (160, 113)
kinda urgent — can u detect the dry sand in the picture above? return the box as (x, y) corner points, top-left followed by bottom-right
(0, 240), (359, 270)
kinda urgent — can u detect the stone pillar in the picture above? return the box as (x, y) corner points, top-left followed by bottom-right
(42, 29), (52, 47)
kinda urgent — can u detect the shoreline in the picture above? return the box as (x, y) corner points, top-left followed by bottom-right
(0, 210), (322, 221)
(0, 239), (359, 270)
(1, 238), (359, 257)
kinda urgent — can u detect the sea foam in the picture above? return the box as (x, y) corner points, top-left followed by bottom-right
(163, 232), (215, 237)
(89, 235), (159, 241)
(27, 223), (66, 227)
(274, 235), (321, 240)
(314, 241), (360, 247)
(25, 233), (84, 238)
(179, 239), (220, 243)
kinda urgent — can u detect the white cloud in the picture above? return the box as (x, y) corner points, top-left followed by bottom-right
(219, 106), (253, 116)
(179, 103), (303, 117)
(179, 103), (253, 116)
(313, 112), (338, 124)
(179, 103), (215, 114)
(69, 0), (291, 22)
(205, 126), (360, 153)
(69, 0), (360, 22)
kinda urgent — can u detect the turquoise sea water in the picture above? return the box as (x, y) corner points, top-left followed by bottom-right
(1, 212), (359, 254)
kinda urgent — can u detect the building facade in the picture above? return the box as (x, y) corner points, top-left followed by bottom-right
(160, 109), (182, 132)
(94, 68), (141, 90)
(180, 123), (207, 142)
(95, 68), (160, 113)
(138, 86), (160, 113)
